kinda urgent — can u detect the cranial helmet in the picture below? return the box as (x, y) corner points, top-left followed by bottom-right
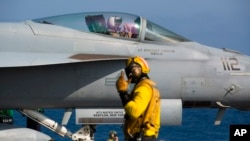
(107, 16), (122, 30)
(126, 56), (150, 74)
(109, 130), (117, 136)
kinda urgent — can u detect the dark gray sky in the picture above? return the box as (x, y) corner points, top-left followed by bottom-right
(0, 0), (249, 55)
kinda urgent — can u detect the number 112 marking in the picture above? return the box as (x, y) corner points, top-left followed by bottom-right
(221, 57), (240, 71)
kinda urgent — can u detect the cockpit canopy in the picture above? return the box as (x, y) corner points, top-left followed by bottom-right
(33, 12), (190, 43)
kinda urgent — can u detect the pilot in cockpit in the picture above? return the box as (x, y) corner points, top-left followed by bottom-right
(120, 23), (133, 38)
(107, 16), (122, 37)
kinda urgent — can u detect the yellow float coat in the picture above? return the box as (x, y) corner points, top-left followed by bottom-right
(124, 79), (160, 138)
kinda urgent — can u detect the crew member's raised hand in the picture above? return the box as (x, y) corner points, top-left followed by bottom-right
(116, 71), (130, 92)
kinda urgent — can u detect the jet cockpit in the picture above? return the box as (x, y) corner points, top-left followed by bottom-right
(33, 12), (190, 43)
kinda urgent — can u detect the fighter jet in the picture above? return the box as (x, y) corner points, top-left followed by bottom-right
(0, 12), (249, 141)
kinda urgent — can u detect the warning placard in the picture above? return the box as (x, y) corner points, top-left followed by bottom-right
(93, 111), (124, 117)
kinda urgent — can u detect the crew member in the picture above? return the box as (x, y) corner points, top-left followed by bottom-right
(116, 56), (161, 141)
(107, 130), (119, 141)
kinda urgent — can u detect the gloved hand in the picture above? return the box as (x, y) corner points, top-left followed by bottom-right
(116, 71), (131, 92)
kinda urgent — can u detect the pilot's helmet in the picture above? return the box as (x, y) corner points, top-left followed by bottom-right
(125, 56), (150, 74)
(107, 16), (122, 31)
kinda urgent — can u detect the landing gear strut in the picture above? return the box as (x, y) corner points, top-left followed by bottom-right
(19, 109), (96, 141)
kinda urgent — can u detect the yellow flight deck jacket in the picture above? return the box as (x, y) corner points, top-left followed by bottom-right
(124, 78), (160, 138)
